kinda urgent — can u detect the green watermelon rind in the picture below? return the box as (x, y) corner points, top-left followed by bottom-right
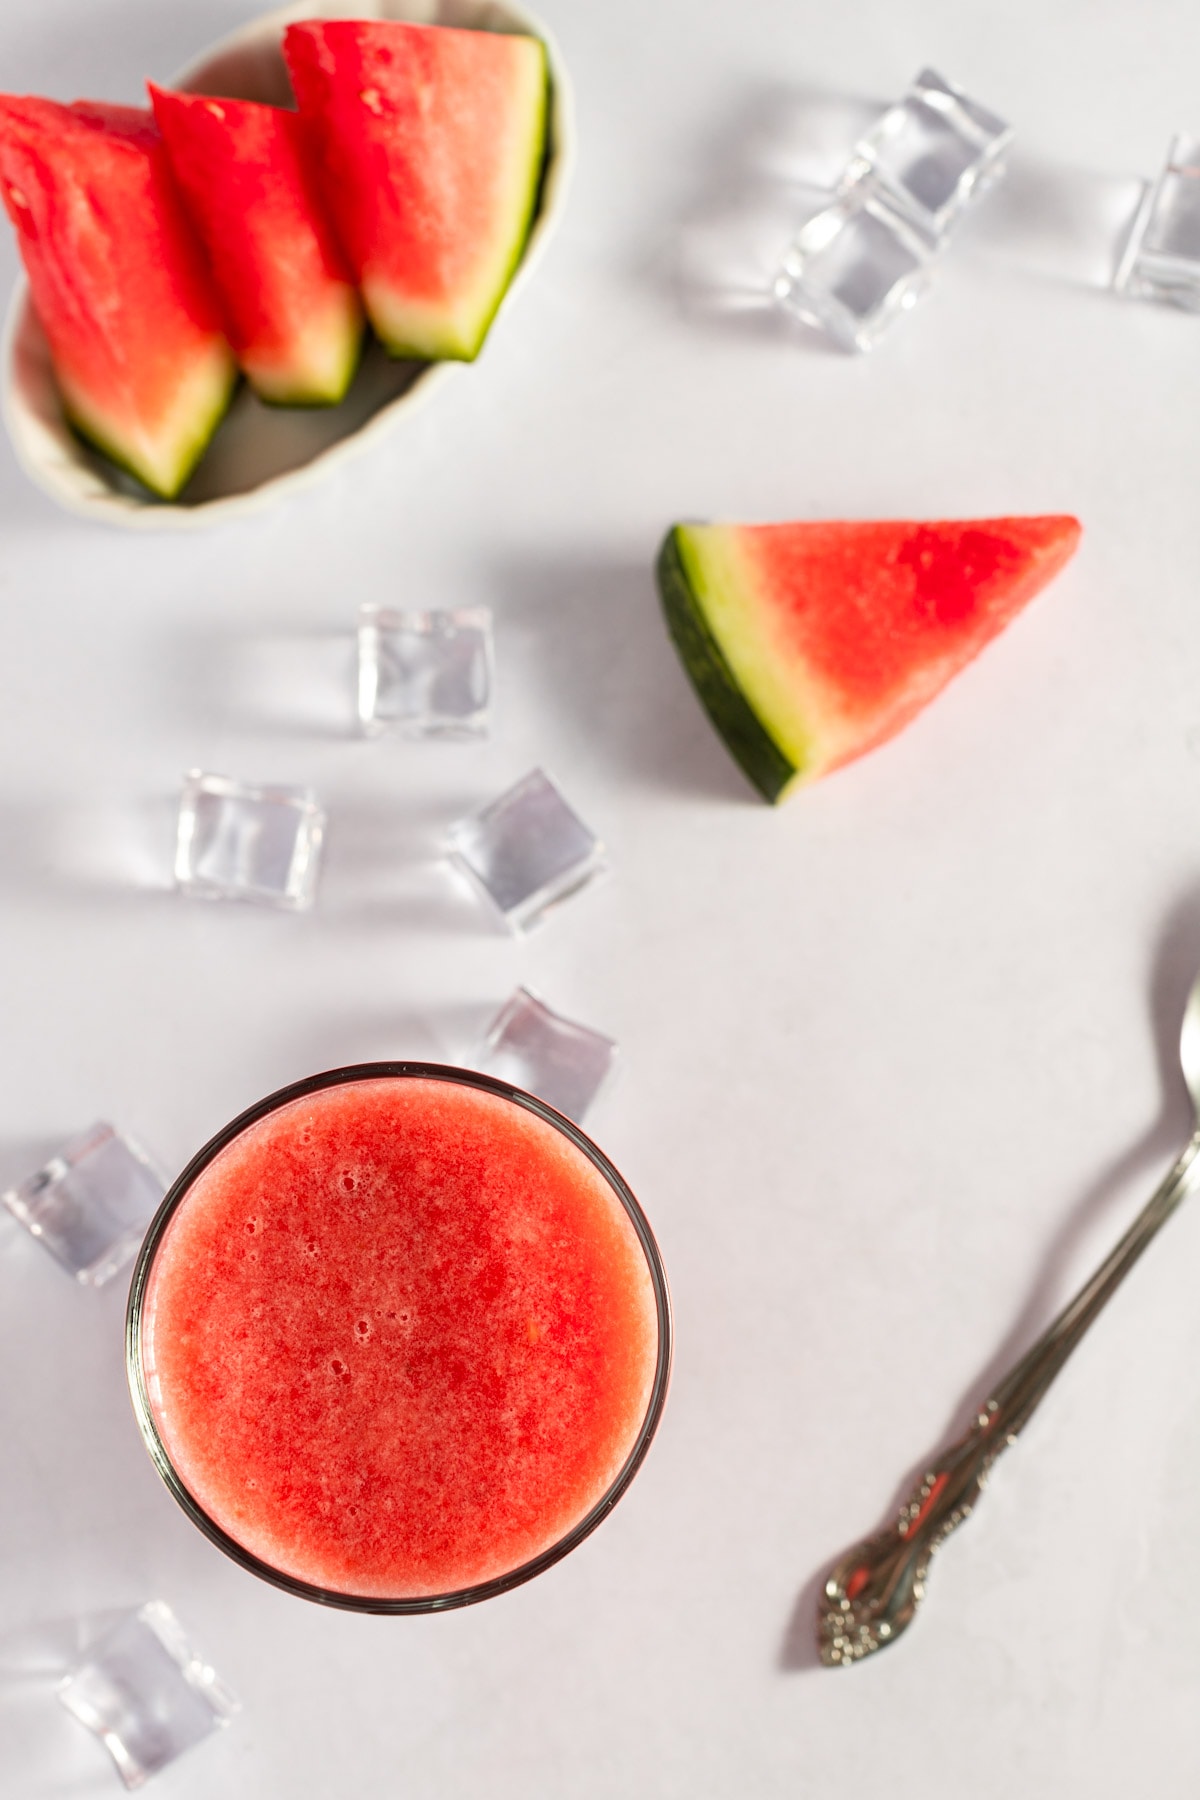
(360, 38), (551, 364)
(656, 527), (798, 805)
(455, 48), (550, 362)
(62, 354), (238, 501)
(248, 316), (364, 410)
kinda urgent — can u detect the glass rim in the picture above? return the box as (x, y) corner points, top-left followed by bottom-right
(125, 1061), (673, 1615)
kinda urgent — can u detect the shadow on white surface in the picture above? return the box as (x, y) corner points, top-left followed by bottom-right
(0, 797), (175, 907)
(0, 782), (524, 929)
(952, 883), (1200, 1405)
(497, 556), (757, 804)
(958, 152), (1145, 293)
(778, 883), (1200, 1674)
(156, 624), (358, 744)
(0, 1611), (135, 1798)
(668, 82), (880, 354)
(260, 998), (501, 1083)
(319, 790), (500, 933)
(0, 1609), (137, 1683)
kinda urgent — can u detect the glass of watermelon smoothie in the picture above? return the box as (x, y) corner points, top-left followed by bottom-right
(126, 1064), (671, 1612)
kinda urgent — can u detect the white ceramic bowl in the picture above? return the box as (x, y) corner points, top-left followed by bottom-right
(0, 0), (573, 529)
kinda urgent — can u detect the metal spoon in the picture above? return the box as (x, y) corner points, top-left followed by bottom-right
(819, 969), (1200, 1666)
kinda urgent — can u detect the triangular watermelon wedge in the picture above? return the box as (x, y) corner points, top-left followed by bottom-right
(149, 85), (363, 407)
(283, 19), (548, 362)
(0, 96), (236, 498)
(658, 515), (1082, 802)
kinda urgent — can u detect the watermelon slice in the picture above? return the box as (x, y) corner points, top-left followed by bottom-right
(0, 96), (236, 498)
(283, 19), (548, 362)
(658, 516), (1082, 802)
(149, 85), (363, 407)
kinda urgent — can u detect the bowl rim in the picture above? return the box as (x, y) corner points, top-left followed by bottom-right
(125, 1060), (674, 1613)
(0, 0), (575, 530)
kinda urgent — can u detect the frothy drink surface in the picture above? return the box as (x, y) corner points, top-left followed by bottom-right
(141, 1077), (659, 1598)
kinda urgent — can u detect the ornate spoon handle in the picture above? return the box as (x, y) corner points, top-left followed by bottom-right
(819, 1129), (1200, 1666)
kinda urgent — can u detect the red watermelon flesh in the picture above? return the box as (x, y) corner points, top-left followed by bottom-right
(149, 85), (363, 407)
(283, 19), (548, 362)
(0, 96), (236, 497)
(657, 516), (1082, 801)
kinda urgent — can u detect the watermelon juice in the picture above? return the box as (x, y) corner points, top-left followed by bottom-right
(127, 1066), (670, 1609)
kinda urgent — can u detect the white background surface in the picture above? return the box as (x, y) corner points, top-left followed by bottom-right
(3, 0), (1200, 1794)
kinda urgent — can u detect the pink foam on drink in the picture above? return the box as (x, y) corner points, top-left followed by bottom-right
(140, 1077), (660, 1599)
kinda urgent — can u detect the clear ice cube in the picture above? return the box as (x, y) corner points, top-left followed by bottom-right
(1114, 133), (1200, 308)
(446, 769), (607, 932)
(773, 190), (934, 351)
(772, 68), (1010, 349)
(174, 771), (325, 910)
(474, 988), (618, 1124)
(358, 604), (494, 738)
(847, 67), (1013, 244)
(1, 1122), (166, 1286)
(58, 1601), (238, 1790)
